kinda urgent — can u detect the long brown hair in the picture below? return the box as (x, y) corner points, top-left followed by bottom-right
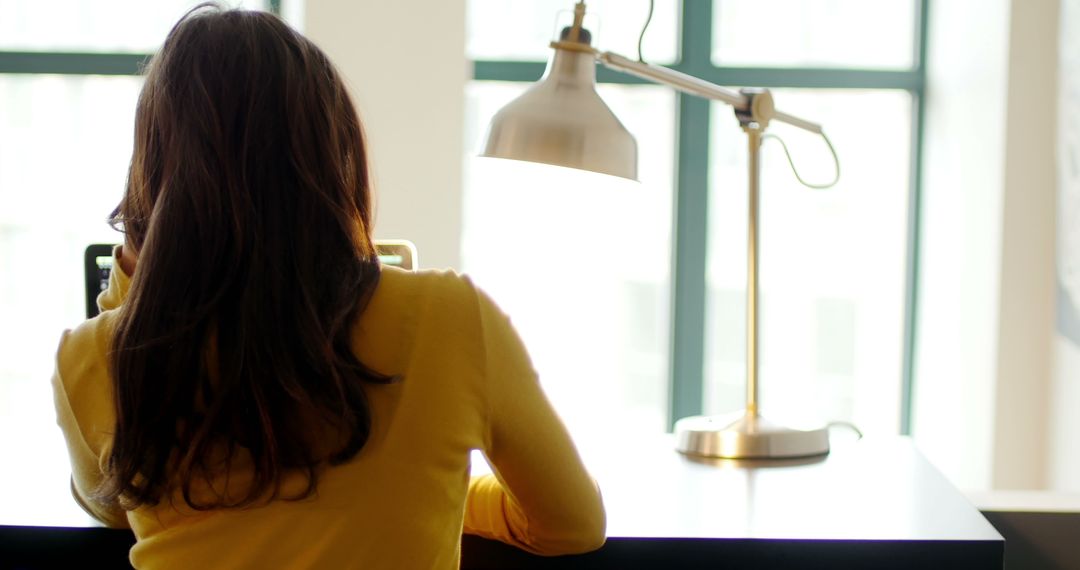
(102, 4), (392, 510)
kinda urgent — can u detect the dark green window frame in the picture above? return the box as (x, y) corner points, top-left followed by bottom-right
(472, 0), (930, 434)
(0, 0), (927, 434)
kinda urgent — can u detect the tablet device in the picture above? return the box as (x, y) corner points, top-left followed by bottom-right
(84, 244), (116, 319)
(84, 240), (419, 319)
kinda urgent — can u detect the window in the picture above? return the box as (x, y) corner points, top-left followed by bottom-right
(466, 0), (927, 440)
(704, 89), (912, 433)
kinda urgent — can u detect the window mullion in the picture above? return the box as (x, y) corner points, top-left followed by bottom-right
(0, 52), (147, 75)
(666, 0), (714, 427)
(901, 0), (931, 435)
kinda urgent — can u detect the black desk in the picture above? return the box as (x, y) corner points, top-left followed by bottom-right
(1, 436), (1003, 569)
(466, 435), (1003, 568)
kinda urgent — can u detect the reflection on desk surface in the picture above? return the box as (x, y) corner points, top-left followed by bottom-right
(570, 434), (1000, 542)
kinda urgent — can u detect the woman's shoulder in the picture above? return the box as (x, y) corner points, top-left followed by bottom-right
(375, 267), (522, 356)
(379, 264), (474, 286)
(376, 265), (484, 308)
(355, 266), (491, 382)
(367, 266), (508, 348)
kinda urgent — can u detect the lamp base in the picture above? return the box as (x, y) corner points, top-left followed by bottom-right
(674, 411), (830, 459)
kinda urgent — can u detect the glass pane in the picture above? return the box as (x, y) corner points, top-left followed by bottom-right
(704, 89), (911, 435)
(467, 0), (678, 64)
(463, 81), (676, 444)
(0, 0), (268, 52)
(712, 0), (916, 69)
(0, 75), (141, 523)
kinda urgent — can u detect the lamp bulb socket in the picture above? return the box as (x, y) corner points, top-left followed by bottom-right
(560, 25), (592, 45)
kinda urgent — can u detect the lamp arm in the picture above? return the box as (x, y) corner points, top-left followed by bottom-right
(597, 51), (823, 135)
(772, 109), (823, 135)
(598, 51), (747, 108)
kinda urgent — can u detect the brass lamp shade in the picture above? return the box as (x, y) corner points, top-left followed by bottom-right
(481, 47), (638, 181)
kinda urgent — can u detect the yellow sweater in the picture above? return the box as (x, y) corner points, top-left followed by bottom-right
(51, 251), (605, 568)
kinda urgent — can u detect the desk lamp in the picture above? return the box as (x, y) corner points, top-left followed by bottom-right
(481, 2), (841, 459)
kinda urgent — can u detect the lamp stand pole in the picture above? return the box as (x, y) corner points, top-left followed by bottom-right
(745, 111), (763, 421)
(672, 90), (831, 459)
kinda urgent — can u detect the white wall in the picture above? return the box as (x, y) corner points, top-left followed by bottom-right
(992, 0), (1059, 490)
(302, 0), (468, 270)
(914, 0), (1060, 491)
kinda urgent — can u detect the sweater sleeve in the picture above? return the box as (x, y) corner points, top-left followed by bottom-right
(51, 331), (129, 528)
(461, 285), (606, 555)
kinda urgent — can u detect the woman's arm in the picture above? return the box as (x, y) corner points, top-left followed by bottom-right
(52, 331), (130, 528)
(462, 288), (606, 555)
(56, 242), (136, 522)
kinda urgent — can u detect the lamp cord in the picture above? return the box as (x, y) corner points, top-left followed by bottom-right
(632, 1), (839, 191)
(638, 0), (655, 62)
(762, 131), (841, 190)
(826, 421), (864, 440)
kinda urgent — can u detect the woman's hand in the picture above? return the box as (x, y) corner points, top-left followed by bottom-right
(118, 242), (138, 276)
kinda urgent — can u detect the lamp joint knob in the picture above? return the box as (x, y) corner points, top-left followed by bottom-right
(736, 88), (774, 130)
